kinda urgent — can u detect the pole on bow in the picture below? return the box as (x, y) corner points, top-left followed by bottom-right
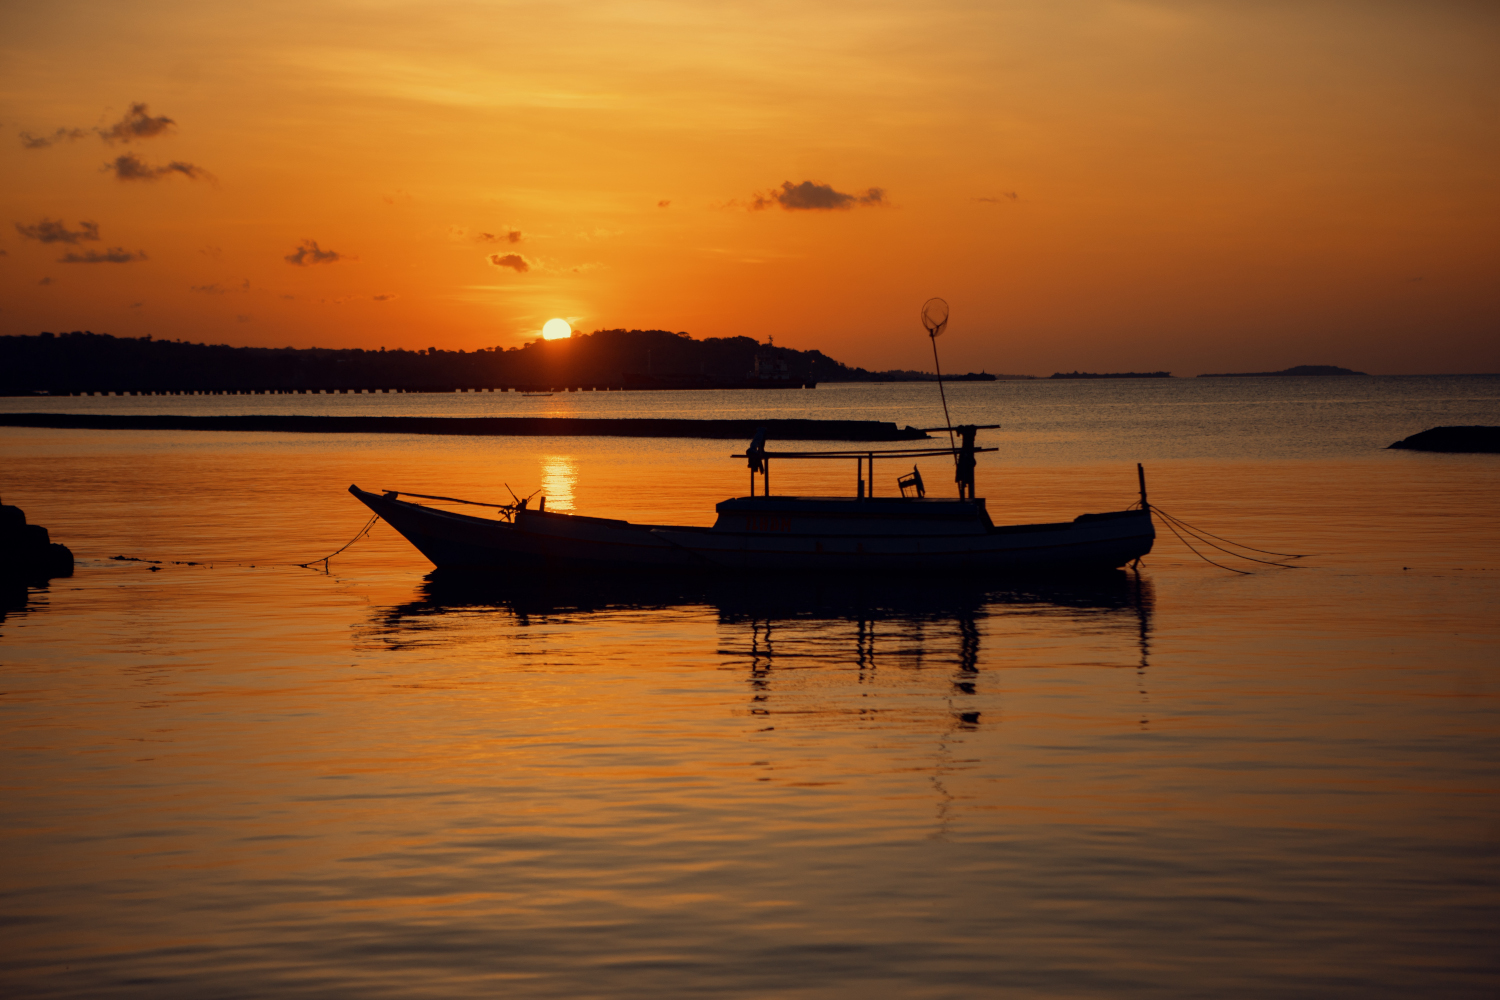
(922, 297), (956, 457)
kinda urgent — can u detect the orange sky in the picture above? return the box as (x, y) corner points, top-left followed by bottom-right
(2, 0), (1497, 374)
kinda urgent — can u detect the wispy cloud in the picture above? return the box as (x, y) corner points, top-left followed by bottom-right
(372, 293), (398, 301)
(15, 218), (100, 244)
(19, 127), (88, 149)
(658, 200), (671, 208)
(284, 240), (346, 265)
(488, 252), (531, 272)
(38, 276), (52, 286)
(21, 102), (178, 150)
(98, 103), (175, 144)
(191, 279), (251, 294)
(105, 152), (211, 181)
(976, 193), (1019, 203)
(477, 230), (524, 244)
(59, 247), (147, 264)
(750, 180), (886, 211)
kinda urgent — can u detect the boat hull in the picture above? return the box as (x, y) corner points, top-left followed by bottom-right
(351, 485), (1154, 575)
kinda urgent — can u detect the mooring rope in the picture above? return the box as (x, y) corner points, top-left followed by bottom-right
(1154, 509), (1302, 569)
(1151, 506), (1308, 559)
(1146, 502), (1315, 575)
(295, 513), (380, 572)
(1161, 515), (1252, 575)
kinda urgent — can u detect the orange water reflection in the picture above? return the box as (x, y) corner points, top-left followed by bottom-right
(0, 427), (1496, 997)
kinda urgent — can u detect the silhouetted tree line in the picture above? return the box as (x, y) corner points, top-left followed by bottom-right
(0, 329), (931, 393)
(0, 329), (1003, 393)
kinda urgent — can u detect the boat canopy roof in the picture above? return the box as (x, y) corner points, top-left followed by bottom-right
(733, 424), (1000, 461)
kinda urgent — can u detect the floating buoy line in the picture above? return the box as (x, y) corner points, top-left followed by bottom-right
(106, 513), (381, 575)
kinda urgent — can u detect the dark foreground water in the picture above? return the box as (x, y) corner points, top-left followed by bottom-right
(2, 378), (1497, 997)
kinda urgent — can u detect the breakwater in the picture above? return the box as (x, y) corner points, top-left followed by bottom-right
(0, 413), (928, 442)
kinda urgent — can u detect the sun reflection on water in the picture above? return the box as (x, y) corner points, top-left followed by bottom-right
(540, 454), (576, 511)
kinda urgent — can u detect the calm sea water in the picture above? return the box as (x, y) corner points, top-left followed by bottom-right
(2, 377), (1497, 998)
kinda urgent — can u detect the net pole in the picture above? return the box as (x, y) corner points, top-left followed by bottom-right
(930, 333), (956, 457)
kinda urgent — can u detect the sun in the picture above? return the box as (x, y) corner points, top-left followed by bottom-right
(542, 318), (572, 340)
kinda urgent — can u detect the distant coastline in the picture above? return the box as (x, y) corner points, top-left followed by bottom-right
(1197, 365), (1366, 378)
(0, 330), (1023, 395)
(1048, 371), (1171, 380)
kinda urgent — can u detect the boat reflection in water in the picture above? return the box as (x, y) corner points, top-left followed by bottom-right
(365, 569), (1154, 735)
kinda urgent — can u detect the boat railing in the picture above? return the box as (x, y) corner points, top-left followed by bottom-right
(733, 424), (1000, 499)
(379, 489), (528, 521)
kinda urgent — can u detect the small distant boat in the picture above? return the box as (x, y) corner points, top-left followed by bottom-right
(350, 426), (1155, 575)
(519, 392), (554, 397)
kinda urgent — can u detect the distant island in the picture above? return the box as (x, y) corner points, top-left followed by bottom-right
(1197, 365), (1366, 378)
(0, 329), (1019, 395)
(1049, 371), (1171, 379)
(863, 370), (1022, 382)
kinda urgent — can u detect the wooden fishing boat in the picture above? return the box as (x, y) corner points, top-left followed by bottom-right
(349, 427), (1155, 574)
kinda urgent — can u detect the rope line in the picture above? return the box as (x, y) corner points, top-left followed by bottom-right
(1151, 506), (1308, 558)
(1154, 510), (1300, 569)
(1161, 516), (1251, 575)
(295, 514), (379, 571)
(386, 490), (516, 510)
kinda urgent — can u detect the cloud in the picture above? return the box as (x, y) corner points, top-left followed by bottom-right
(284, 239), (345, 265)
(59, 247), (147, 263)
(976, 193), (1019, 203)
(191, 279), (252, 294)
(236, 314), (252, 322)
(98, 103), (175, 144)
(478, 230), (523, 244)
(750, 180), (886, 211)
(20, 127), (88, 149)
(38, 276), (52, 286)
(129, 301), (143, 308)
(488, 253), (530, 272)
(15, 219), (100, 244)
(21, 103), (176, 150)
(372, 293), (398, 301)
(658, 200), (671, 208)
(105, 152), (211, 181)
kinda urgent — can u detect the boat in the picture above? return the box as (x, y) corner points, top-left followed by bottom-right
(349, 425), (1155, 575)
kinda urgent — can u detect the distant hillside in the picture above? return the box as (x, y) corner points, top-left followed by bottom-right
(0, 329), (954, 393)
(1197, 365), (1366, 378)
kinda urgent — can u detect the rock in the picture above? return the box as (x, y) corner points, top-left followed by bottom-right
(1387, 426), (1500, 454)
(0, 499), (75, 580)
